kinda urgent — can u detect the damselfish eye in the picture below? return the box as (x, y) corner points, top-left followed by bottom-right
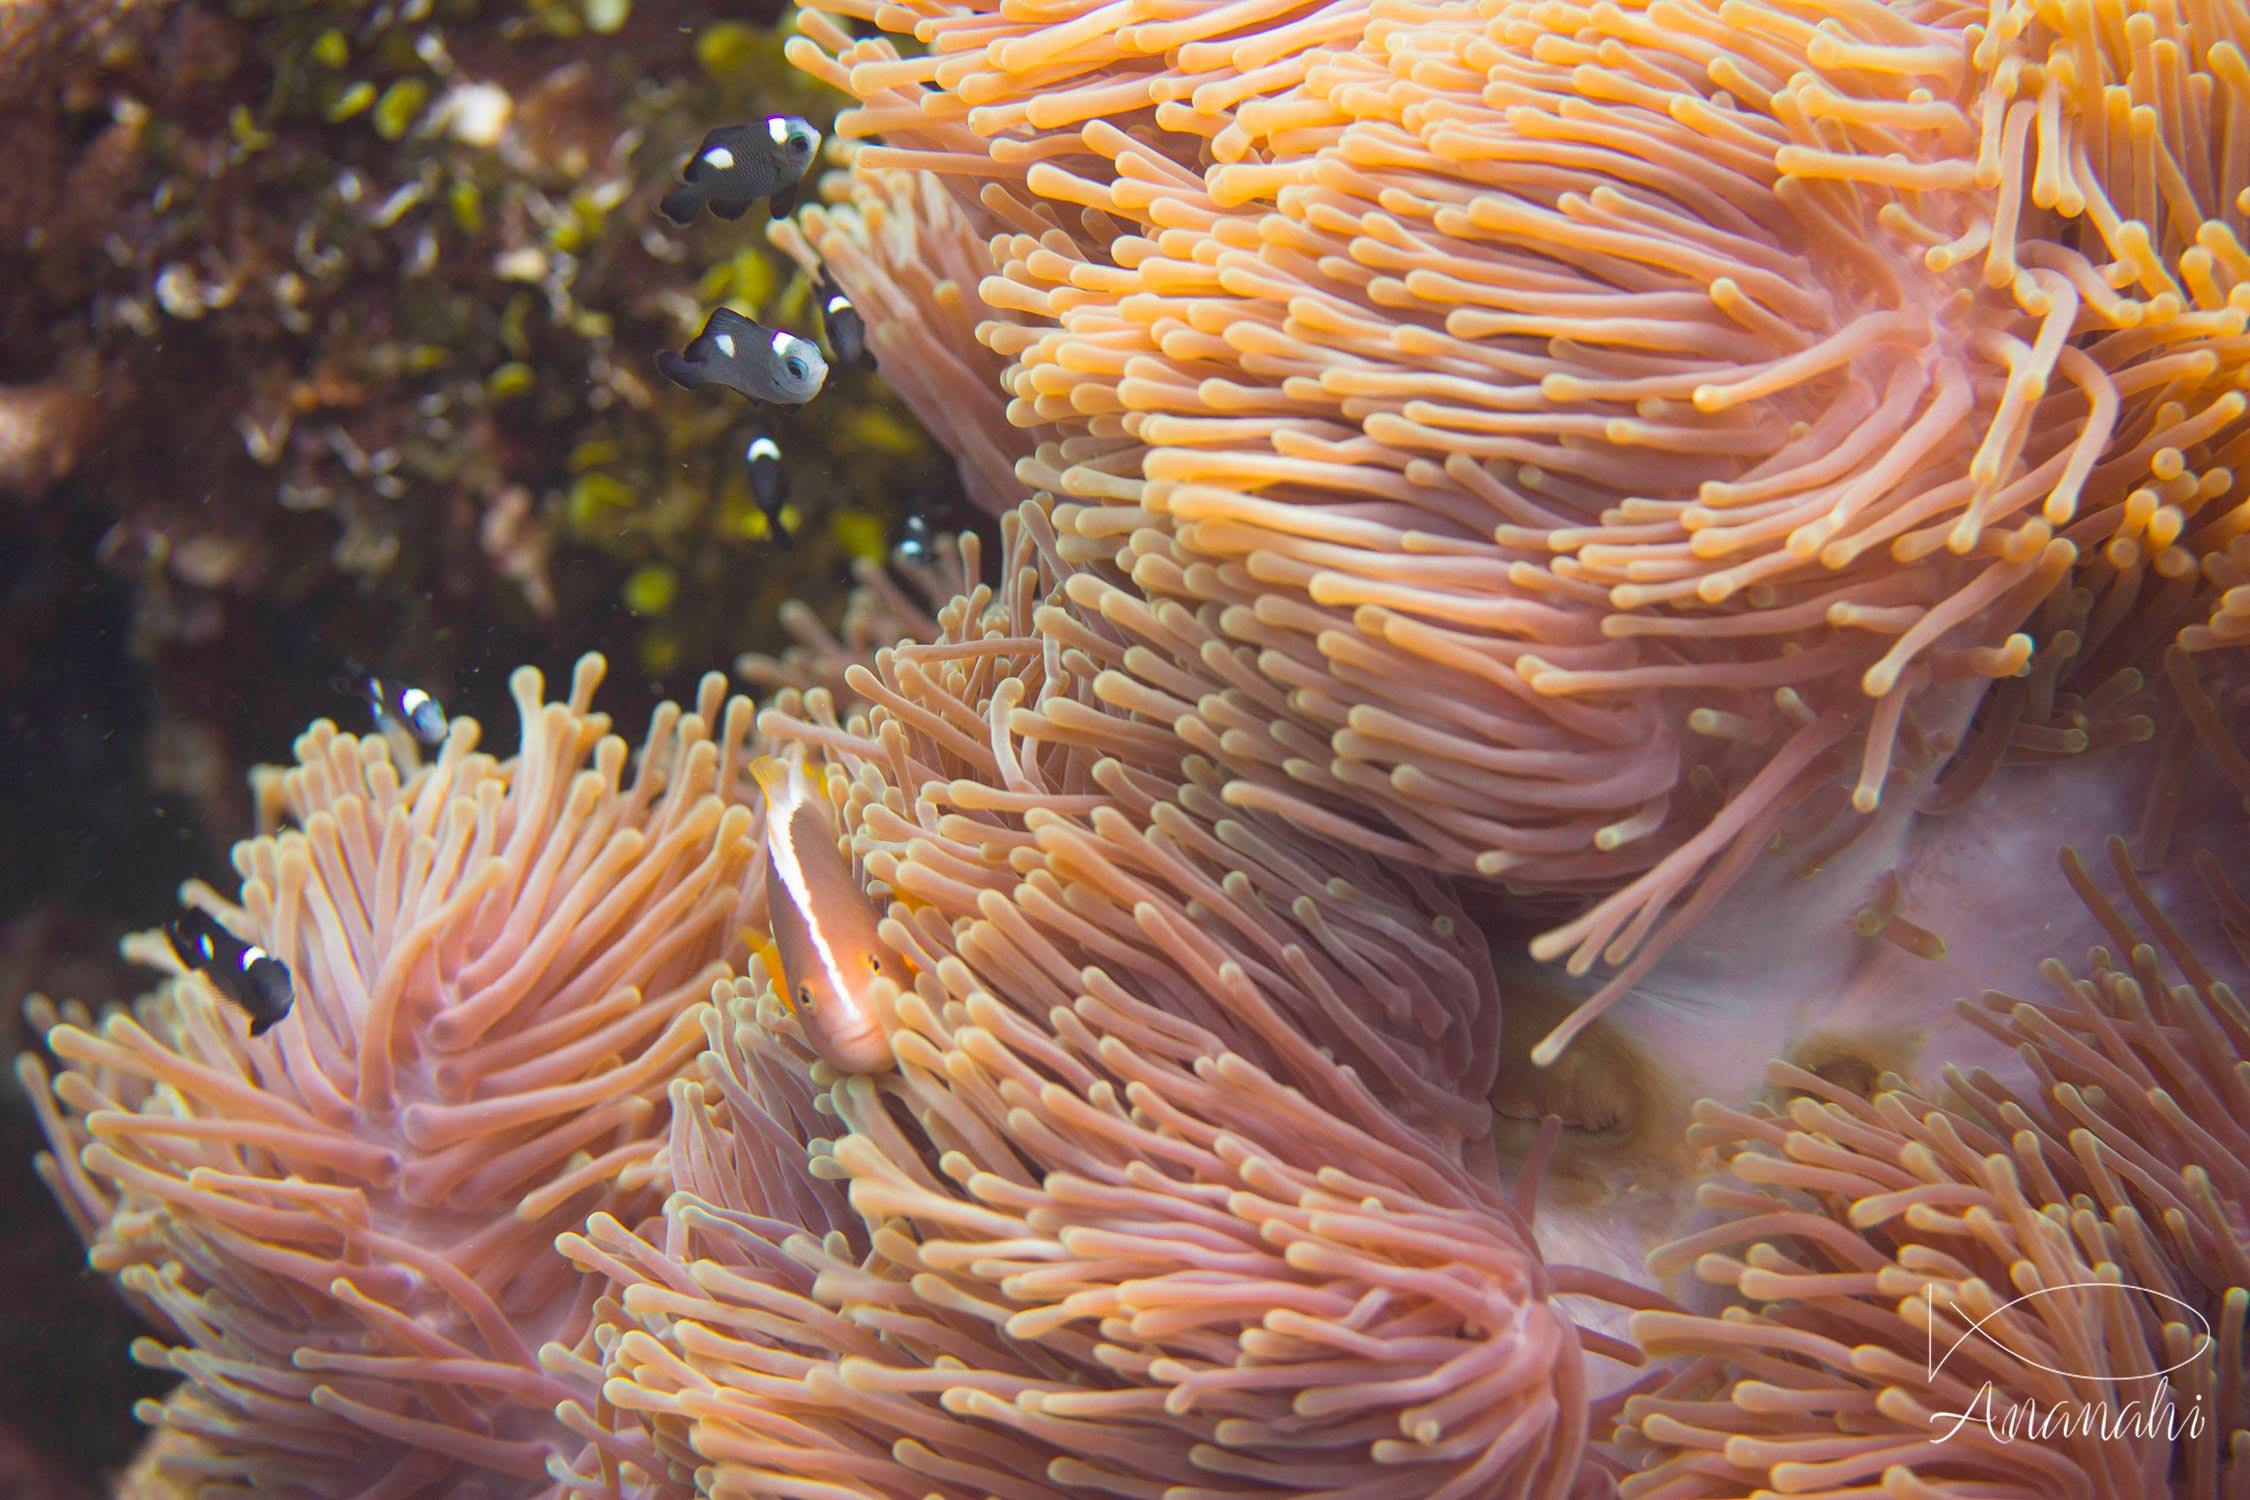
(785, 358), (805, 379)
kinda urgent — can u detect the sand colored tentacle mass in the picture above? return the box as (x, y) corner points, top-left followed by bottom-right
(565, 500), (1666, 1498)
(581, 976), (1621, 1500)
(1617, 838), (2250, 1497)
(784, 0), (2250, 1055)
(758, 510), (1506, 1146)
(770, 171), (1043, 517)
(22, 659), (764, 1498)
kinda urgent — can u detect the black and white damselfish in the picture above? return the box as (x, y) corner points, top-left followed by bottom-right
(745, 433), (792, 540)
(342, 671), (448, 745)
(894, 512), (933, 567)
(814, 268), (873, 370)
(660, 117), (820, 225)
(658, 308), (828, 406)
(166, 909), (295, 1036)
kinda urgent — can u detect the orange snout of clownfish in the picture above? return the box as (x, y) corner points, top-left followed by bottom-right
(745, 756), (905, 1075)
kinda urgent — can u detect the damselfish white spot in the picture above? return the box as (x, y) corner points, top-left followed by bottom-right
(767, 116), (789, 144)
(715, 332), (737, 358)
(770, 330), (793, 357)
(243, 946), (270, 967)
(826, 295), (850, 314)
(748, 437), (781, 462)
(703, 145), (736, 170)
(399, 687), (431, 717)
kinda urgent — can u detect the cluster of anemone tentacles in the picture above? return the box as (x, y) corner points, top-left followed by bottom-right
(1624, 841), (2250, 1498)
(26, 660), (761, 1498)
(576, 517), (1652, 1498)
(598, 516), (2250, 1500)
(26, 536), (2250, 1500)
(787, 0), (2250, 1058)
(18, 0), (2250, 1495)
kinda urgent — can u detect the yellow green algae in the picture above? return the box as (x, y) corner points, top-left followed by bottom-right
(8, 0), (960, 696)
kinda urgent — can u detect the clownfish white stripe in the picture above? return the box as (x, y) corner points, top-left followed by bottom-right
(766, 799), (854, 1005)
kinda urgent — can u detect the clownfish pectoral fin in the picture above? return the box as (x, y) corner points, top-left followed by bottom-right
(745, 927), (789, 1001)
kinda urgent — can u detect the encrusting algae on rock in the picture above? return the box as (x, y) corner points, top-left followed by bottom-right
(1, 0), (946, 769)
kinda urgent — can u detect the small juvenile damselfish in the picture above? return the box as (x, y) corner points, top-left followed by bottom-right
(659, 117), (820, 224)
(165, 909), (295, 1036)
(658, 308), (827, 406)
(893, 512), (932, 567)
(814, 268), (872, 370)
(343, 671), (447, 745)
(745, 433), (791, 539)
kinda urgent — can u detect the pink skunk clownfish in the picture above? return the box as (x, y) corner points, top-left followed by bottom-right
(747, 756), (902, 1075)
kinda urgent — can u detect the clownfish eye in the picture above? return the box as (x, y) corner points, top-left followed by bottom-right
(866, 955), (882, 973)
(798, 984), (815, 1011)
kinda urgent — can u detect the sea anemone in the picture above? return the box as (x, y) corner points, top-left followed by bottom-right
(577, 972), (1634, 1500)
(760, 509), (1503, 1145)
(772, 173), (1038, 516)
(1618, 837), (2249, 1497)
(567, 501), (1659, 1495)
(21, 657), (762, 1498)
(785, 0), (2250, 1060)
